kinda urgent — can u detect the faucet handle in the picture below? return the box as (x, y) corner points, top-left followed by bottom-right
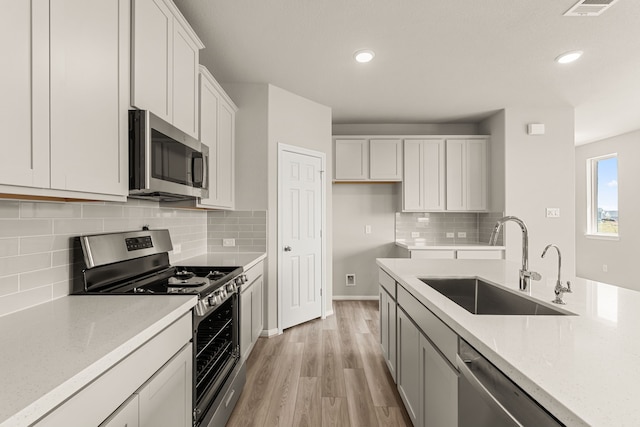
(565, 280), (572, 293)
(530, 271), (542, 281)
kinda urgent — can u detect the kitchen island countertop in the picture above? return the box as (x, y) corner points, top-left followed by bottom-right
(377, 257), (640, 426)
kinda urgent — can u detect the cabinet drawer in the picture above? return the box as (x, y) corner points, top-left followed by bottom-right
(410, 250), (455, 259)
(243, 259), (264, 291)
(378, 269), (396, 299)
(397, 285), (457, 365)
(456, 250), (503, 260)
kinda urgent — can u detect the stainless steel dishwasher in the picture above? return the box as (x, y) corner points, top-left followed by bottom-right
(457, 339), (564, 427)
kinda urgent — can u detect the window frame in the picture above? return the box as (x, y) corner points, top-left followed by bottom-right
(586, 153), (618, 239)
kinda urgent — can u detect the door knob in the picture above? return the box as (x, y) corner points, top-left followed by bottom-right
(284, 246), (292, 252)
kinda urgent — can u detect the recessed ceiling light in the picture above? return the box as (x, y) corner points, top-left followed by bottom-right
(354, 49), (375, 63)
(555, 50), (583, 64)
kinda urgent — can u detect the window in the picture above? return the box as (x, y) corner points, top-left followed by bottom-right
(587, 154), (618, 236)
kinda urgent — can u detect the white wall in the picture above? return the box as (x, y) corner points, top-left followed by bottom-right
(333, 123), (479, 136)
(501, 107), (576, 278)
(268, 85), (333, 323)
(229, 83), (332, 331)
(479, 110), (506, 213)
(333, 184), (401, 298)
(575, 129), (639, 290)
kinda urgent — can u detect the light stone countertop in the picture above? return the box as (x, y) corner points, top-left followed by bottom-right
(0, 295), (196, 427)
(176, 252), (266, 271)
(377, 257), (640, 426)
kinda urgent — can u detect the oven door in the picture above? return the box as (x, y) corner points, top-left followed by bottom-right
(193, 293), (240, 426)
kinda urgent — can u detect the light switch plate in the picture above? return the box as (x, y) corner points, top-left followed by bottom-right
(223, 238), (236, 247)
(446, 232), (454, 238)
(411, 232), (420, 238)
(458, 232), (467, 238)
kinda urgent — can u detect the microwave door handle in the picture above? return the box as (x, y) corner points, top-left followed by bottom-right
(192, 153), (204, 188)
(202, 152), (208, 190)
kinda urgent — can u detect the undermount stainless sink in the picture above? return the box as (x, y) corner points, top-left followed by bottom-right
(419, 277), (573, 316)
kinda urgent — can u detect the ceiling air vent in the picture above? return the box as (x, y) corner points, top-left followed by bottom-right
(564, 0), (619, 16)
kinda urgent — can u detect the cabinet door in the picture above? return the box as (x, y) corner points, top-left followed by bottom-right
(49, 0), (128, 196)
(379, 287), (397, 382)
(172, 21), (199, 138)
(131, 0), (173, 122)
(138, 343), (192, 427)
(421, 335), (458, 427)
(198, 70), (220, 206)
(466, 139), (488, 211)
(240, 287), (252, 360)
(100, 395), (139, 427)
(251, 276), (263, 343)
(335, 139), (368, 180)
(370, 139), (402, 180)
(216, 100), (235, 208)
(446, 139), (466, 211)
(0, 2), (49, 188)
(397, 309), (421, 426)
(403, 139), (445, 212)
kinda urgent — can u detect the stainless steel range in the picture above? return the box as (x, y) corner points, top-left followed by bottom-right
(74, 229), (246, 427)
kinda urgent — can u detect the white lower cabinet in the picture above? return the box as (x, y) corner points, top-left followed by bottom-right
(240, 260), (264, 361)
(397, 309), (422, 426)
(36, 314), (192, 427)
(390, 272), (459, 427)
(379, 286), (397, 381)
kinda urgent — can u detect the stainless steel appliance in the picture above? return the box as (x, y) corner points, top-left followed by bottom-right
(75, 229), (246, 427)
(129, 110), (209, 201)
(457, 339), (564, 427)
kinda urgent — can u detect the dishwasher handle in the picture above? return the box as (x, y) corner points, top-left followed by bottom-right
(456, 353), (523, 426)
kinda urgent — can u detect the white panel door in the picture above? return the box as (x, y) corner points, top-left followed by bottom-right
(446, 139), (466, 210)
(466, 138), (488, 211)
(281, 149), (323, 330)
(370, 139), (402, 181)
(334, 139), (367, 180)
(172, 22), (199, 138)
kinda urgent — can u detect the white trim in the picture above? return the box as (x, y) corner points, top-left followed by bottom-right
(277, 143), (327, 335)
(585, 233), (620, 241)
(333, 295), (380, 301)
(260, 328), (281, 338)
(586, 153), (618, 237)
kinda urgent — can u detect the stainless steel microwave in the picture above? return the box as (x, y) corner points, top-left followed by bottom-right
(129, 110), (208, 201)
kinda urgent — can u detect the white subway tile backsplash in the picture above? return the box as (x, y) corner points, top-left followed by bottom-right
(53, 219), (103, 235)
(20, 236), (56, 255)
(0, 285), (52, 316)
(20, 202), (82, 218)
(0, 276), (19, 297)
(0, 202), (20, 218)
(0, 219), (52, 238)
(82, 204), (124, 218)
(0, 198), (209, 317)
(0, 253), (51, 276)
(0, 238), (19, 257)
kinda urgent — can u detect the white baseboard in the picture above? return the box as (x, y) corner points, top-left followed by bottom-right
(260, 328), (280, 338)
(332, 295), (379, 301)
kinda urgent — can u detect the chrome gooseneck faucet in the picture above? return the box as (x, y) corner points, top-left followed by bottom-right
(541, 244), (572, 304)
(489, 216), (541, 291)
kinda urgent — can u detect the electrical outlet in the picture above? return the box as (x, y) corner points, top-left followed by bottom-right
(546, 208), (560, 218)
(346, 274), (356, 286)
(458, 232), (467, 238)
(365, 225), (372, 234)
(446, 232), (454, 238)
(223, 238), (236, 247)
(411, 232), (420, 238)
(172, 244), (181, 254)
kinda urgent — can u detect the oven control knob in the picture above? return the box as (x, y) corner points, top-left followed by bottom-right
(195, 300), (207, 316)
(207, 293), (219, 307)
(220, 288), (227, 299)
(227, 282), (236, 293)
(242, 274), (248, 284)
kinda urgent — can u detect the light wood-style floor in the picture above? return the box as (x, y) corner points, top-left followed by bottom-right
(227, 300), (411, 427)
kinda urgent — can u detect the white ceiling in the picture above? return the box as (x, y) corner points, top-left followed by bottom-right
(173, 0), (640, 145)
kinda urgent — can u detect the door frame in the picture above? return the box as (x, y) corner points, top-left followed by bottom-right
(277, 143), (327, 334)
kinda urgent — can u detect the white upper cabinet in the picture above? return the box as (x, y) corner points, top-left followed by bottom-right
(334, 138), (402, 181)
(197, 66), (237, 210)
(49, 0), (128, 196)
(0, 2), (48, 189)
(131, 0), (203, 138)
(403, 139), (446, 211)
(446, 138), (488, 211)
(0, 0), (128, 201)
